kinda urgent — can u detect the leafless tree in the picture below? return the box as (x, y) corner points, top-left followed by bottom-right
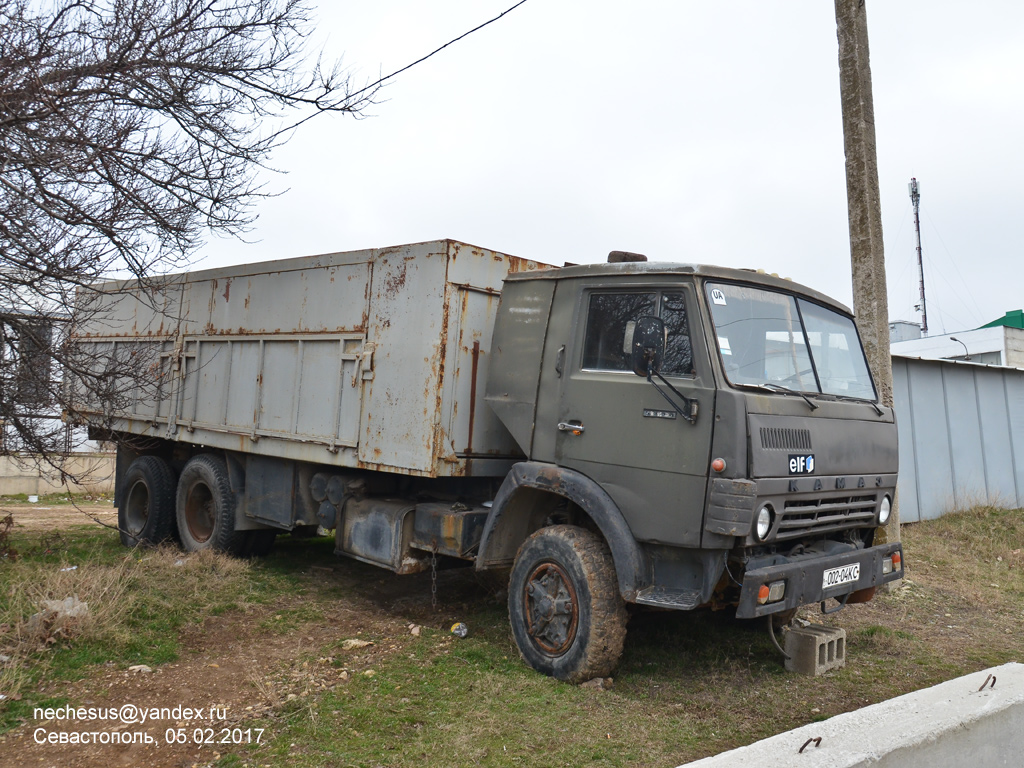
(0, 0), (376, 478)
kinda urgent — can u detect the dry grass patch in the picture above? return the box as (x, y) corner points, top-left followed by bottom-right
(903, 506), (1024, 601)
(0, 539), (257, 722)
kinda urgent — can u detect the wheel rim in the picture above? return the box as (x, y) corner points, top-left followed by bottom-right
(124, 480), (149, 535)
(184, 482), (215, 543)
(522, 561), (579, 656)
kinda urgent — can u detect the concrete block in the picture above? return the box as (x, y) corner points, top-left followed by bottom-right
(784, 624), (845, 676)
(679, 663), (1024, 768)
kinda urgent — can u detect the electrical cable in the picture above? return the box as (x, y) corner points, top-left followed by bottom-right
(348, 0), (531, 101)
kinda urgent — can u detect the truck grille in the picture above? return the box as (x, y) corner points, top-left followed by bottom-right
(760, 427), (812, 451)
(776, 494), (877, 540)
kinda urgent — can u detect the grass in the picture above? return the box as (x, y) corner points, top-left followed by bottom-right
(0, 526), (266, 729)
(2, 506), (1024, 766)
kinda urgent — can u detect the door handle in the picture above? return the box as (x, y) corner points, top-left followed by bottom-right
(558, 421), (585, 435)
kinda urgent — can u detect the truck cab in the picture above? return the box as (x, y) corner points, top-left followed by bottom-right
(482, 257), (902, 680)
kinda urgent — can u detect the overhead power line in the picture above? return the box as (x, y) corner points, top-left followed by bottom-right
(349, 0), (531, 101)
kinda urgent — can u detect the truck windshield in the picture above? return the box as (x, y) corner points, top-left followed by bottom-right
(705, 282), (877, 401)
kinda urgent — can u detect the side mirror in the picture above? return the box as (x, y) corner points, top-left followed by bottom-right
(630, 316), (665, 377)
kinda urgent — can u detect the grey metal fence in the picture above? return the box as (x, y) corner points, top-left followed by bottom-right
(892, 355), (1024, 522)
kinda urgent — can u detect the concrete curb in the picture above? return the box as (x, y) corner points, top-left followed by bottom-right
(680, 662), (1024, 767)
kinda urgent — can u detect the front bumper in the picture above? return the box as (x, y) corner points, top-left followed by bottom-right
(735, 541), (903, 619)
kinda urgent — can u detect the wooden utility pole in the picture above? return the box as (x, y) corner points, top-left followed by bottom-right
(834, 0), (899, 539)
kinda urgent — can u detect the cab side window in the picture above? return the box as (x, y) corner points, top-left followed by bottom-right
(582, 293), (655, 371)
(582, 291), (695, 376)
(660, 293), (694, 376)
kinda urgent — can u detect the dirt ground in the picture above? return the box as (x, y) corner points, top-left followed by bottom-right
(3, 503), (118, 532)
(0, 504), (443, 768)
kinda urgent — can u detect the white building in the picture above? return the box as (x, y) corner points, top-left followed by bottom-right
(890, 311), (1024, 368)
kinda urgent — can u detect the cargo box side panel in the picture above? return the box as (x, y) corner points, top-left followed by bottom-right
(175, 258), (371, 449)
(77, 254), (374, 458)
(445, 241), (549, 290)
(359, 244), (448, 475)
(73, 276), (189, 340)
(199, 260), (372, 335)
(68, 338), (174, 425)
(71, 275), (189, 426)
(441, 284), (523, 464)
(296, 339), (362, 443)
(440, 243), (556, 473)
(175, 335), (363, 452)
(483, 280), (556, 457)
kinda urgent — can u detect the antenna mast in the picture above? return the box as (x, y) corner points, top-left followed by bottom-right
(909, 177), (927, 336)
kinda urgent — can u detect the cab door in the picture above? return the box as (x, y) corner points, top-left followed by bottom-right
(554, 282), (715, 547)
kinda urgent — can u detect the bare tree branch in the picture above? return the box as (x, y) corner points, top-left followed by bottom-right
(0, 0), (377, 474)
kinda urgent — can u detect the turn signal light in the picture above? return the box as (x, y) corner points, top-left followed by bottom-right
(756, 580), (786, 605)
(711, 458), (726, 472)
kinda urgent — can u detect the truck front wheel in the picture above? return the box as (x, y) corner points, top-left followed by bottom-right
(118, 456), (177, 548)
(508, 525), (627, 683)
(176, 454), (243, 554)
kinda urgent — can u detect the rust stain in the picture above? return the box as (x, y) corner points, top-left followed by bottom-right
(207, 279), (218, 320)
(382, 258), (409, 298)
(152, 325), (368, 337)
(222, 279), (231, 303)
(433, 296), (450, 463)
(467, 340), (480, 454)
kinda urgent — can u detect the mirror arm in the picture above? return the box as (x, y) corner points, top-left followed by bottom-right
(646, 364), (698, 424)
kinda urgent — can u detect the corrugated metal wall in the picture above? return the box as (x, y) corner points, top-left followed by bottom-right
(892, 355), (1024, 521)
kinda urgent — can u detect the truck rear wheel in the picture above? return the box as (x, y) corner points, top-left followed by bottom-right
(508, 525), (627, 683)
(118, 456), (177, 548)
(176, 454), (243, 554)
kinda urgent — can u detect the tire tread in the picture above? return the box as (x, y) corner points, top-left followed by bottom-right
(118, 455), (177, 548)
(176, 454), (243, 554)
(509, 525), (627, 683)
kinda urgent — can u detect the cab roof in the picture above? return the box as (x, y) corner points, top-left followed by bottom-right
(505, 260), (852, 316)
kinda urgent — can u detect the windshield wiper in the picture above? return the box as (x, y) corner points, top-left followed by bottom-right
(738, 382), (819, 411)
(832, 393), (886, 416)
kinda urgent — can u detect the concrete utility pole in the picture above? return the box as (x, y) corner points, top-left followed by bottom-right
(834, 0), (899, 540)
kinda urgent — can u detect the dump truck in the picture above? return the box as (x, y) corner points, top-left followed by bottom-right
(71, 239), (903, 681)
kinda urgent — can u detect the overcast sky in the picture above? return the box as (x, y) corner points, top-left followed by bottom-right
(196, 1), (1024, 336)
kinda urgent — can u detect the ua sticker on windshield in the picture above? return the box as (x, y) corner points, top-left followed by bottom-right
(789, 454), (815, 474)
(710, 288), (728, 305)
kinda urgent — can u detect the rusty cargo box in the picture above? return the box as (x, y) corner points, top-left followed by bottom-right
(70, 240), (553, 478)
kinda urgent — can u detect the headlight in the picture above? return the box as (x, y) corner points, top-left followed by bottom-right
(755, 505), (773, 541)
(879, 495), (892, 525)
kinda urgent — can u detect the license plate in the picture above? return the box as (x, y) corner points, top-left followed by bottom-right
(822, 563), (860, 590)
